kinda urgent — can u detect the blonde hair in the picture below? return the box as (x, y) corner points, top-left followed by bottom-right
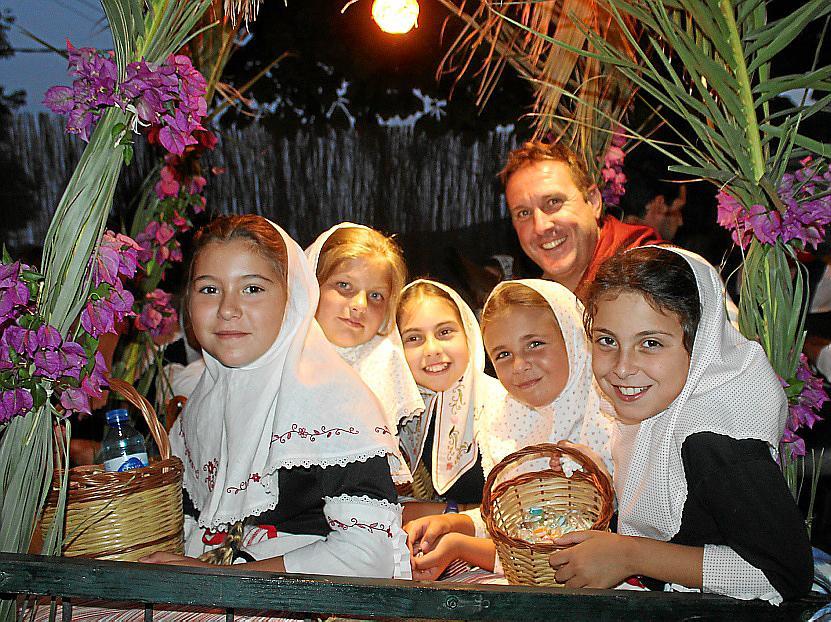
(499, 141), (594, 201)
(315, 226), (407, 335)
(397, 281), (464, 330)
(481, 282), (553, 333)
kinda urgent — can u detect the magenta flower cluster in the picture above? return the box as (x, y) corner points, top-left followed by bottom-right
(135, 289), (179, 343)
(80, 231), (140, 338)
(717, 159), (831, 249)
(0, 261), (109, 422)
(136, 217), (188, 269)
(600, 134), (627, 208)
(781, 355), (828, 458)
(43, 42), (208, 155)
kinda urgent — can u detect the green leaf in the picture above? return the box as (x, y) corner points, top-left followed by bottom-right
(17, 314), (42, 330)
(31, 384), (48, 410)
(760, 124), (831, 157)
(123, 144), (134, 166)
(111, 122), (126, 140)
(746, 0), (831, 73)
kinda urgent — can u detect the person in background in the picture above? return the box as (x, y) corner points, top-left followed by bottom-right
(620, 168), (687, 242)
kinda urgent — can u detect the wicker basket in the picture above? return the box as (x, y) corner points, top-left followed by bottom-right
(481, 442), (614, 587)
(41, 377), (184, 561)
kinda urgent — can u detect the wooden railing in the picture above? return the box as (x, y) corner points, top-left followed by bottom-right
(1, 553), (829, 621)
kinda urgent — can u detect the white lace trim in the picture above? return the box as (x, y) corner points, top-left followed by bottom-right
(188, 449), (398, 529)
(324, 494), (412, 580)
(397, 402), (426, 426)
(265, 447), (394, 472)
(324, 494), (403, 510)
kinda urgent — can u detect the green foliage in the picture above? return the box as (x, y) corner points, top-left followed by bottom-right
(0, 1), (212, 600)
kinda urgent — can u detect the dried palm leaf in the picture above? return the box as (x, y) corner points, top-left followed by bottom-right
(435, 0), (641, 179)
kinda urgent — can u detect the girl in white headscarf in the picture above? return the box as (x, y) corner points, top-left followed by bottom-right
(549, 246), (812, 602)
(478, 279), (614, 475)
(405, 279), (612, 580)
(396, 280), (505, 510)
(305, 223), (423, 445)
(142, 215), (410, 580)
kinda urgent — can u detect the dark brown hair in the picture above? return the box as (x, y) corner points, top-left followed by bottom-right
(397, 281), (463, 329)
(582, 246), (701, 353)
(187, 215), (288, 307)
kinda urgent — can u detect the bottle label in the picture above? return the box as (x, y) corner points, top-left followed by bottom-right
(104, 452), (149, 472)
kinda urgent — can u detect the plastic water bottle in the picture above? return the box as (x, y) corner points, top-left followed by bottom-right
(100, 408), (149, 472)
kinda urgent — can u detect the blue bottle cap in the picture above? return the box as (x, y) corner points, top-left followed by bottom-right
(105, 408), (129, 424)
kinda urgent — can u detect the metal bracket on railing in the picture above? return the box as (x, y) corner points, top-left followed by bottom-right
(442, 593), (491, 615)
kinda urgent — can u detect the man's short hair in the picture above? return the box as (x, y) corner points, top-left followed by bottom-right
(499, 141), (594, 200)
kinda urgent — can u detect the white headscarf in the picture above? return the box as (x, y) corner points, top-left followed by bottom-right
(305, 222), (425, 431)
(169, 221), (401, 530)
(477, 279), (614, 476)
(397, 279), (505, 495)
(615, 246), (787, 541)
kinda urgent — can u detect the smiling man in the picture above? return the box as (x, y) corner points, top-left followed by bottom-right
(501, 142), (662, 292)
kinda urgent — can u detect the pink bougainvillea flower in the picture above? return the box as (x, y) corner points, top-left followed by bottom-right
(0, 388), (34, 423)
(187, 175), (207, 195)
(43, 86), (75, 115)
(80, 298), (116, 338)
(108, 282), (135, 319)
(171, 210), (189, 231)
(745, 204), (782, 245)
(4, 325), (36, 357)
(35, 325), (62, 350)
(155, 165), (181, 200)
(59, 386), (91, 416)
(94, 244), (121, 287)
(158, 109), (200, 155)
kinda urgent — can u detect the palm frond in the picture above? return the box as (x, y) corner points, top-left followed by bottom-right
(436, 0), (640, 179)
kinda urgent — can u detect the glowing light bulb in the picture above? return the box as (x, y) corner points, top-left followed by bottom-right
(372, 0), (419, 34)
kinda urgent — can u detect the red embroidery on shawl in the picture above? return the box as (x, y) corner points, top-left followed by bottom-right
(271, 424), (359, 444)
(202, 529), (226, 546)
(328, 517), (393, 538)
(227, 472), (261, 494)
(179, 425), (197, 475)
(202, 458), (218, 492)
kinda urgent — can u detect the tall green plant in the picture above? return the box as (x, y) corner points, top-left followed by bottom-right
(496, 0), (831, 503)
(0, 2), (209, 619)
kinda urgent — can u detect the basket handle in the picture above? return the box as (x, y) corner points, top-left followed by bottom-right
(108, 376), (170, 460)
(481, 442), (613, 523)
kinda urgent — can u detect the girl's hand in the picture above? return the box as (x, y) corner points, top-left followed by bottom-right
(403, 514), (455, 557)
(139, 552), (212, 567)
(548, 531), (632, 588)
(411, 532), (464, 581)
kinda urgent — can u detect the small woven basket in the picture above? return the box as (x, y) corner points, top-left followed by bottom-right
(41, 377), (184, 562)
(481, 443), (614, 587)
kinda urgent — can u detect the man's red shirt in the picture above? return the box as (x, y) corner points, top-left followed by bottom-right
(581, 215), (663, 287)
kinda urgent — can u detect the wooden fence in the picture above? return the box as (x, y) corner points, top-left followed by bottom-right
(1, 114), (517, 252)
